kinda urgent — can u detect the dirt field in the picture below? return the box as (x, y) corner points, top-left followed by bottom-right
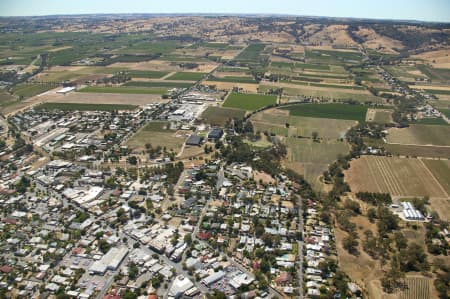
(344, 156), (449, 198)
(387, 125), (450, 146)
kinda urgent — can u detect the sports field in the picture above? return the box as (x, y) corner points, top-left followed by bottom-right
(344, 156), (449, 198)
(223, 93), (277, 111)
(281, 103), (368, 122)
(387, 124), (450, 146)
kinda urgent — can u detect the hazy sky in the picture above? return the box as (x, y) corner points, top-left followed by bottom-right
(0, 0), (449, 22)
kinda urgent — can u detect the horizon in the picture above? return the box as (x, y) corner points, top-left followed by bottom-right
(0, 0), (449, 23)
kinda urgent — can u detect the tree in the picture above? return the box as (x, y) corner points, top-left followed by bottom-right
(127, 156), (138, 165)
(184, 233), (192, 245)
(312, 131), (319, 141)
(343, 235), (359, 255)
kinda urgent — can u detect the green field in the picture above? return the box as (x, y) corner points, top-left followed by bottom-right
(201, 106), (246, 125)
(123, 81), (193, 88)
(78, 86), (167, 94)
(210, 76), (257, 83)
(234, 43), (266, 63)
(281, 103), (368, 122)
(165, 72), (207, 81)
(127, 70), (169, 79)
(35, 102), (137, 111)
(223, 93), (277, 111)
(12, 84), (56, 98)
(409, 117), (448, 125)
(416, 64), (450, 82)
(440, 108), (450, 118)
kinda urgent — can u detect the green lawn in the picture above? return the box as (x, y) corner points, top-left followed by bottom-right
(223, 93), (277, 111)
(165, 72), (207, 81)
(34, 102), (138, 111)
(282, 103), (368, 122)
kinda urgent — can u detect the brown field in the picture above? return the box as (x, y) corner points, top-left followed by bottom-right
(202, 81), (259, 93)
(353, 27), (403, 54)
(5, 90), (166, 116)
(427, 197), (450, 221)
(305, 25), (357, 47)
(384, 143), (450, 159)
(344, 156), (449, 198)
(412, 49), (450, 68)
(410, 84), (450, 91)
(108, 60), (218, 72)
(386, 125), (450, 146)
(366, 108), (393, 123)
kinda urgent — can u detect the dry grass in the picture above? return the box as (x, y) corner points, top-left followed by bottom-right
(354, 27), (403, 54)
(202, 81), (259, 93)
(386, 125), (450, 146)
(412, 49), (450, 68)
(344, 156), (449, 198)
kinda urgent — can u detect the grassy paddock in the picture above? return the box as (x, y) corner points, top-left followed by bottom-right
(201, 106), (246, 125)
(223, 93), (277, 111)
(166, 72), (207, 81)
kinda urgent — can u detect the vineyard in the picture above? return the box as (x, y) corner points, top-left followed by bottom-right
(399, 277), (431, 299)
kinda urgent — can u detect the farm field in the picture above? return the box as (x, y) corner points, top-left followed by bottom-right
(126, 121), (185, 154)
(122, 81), (193, 88)
(78, 86), (168, 95)
(422, 159), (450, 195)
(399, 276), (432, 299)
(384, 143), (450, 159)
(12, 84), (56, 98)
(344, 156), (449, 198)
(386, 124), (450, 146)
(127, 70), (169, 79)
(259, 84), (383, 103)
(366, 108), (393, 123)
(202, 81), (259, 93)
(222, 93), (277, 111)
(201, 106), (246, 126)
(165, 72), (207, 81)
(209, 76), (257, 83)
(251, 108), (356, 139)
(281, 103), (368, 122)
(285, 138), (350, 190)
(34, 102), (137, 111)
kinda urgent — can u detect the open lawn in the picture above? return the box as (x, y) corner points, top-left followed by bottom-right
(201, 106), (246, 126)
(281, 103), (368, 122)
(34, 102), (137, 111)
(78, 86), (167, 95)
(126, 121), (185, 153)
(344, 156), (449, 198)
(387, 124), (450, 146)
(165, 72), (207, 81)
(223, 93), (277, 111)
